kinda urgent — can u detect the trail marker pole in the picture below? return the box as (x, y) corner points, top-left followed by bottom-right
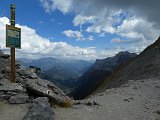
(10, 4), (16, 83)
(6, 4), (21, 82)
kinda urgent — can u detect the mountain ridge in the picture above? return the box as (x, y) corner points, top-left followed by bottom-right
(71, 51), (137, 99)
(95, 36), (160, 92)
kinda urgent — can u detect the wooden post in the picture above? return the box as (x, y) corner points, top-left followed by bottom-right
(10, 4), (16, 82)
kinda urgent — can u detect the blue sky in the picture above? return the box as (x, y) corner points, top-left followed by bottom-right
(0, 0), (159, 60)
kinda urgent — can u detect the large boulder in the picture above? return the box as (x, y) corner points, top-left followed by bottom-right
(25, 78), (72, 107)
(23, 97), (54, 120)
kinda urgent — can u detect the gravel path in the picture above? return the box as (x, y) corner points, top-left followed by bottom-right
(0, 102), (29, 120)
(54, 79), (160, 120)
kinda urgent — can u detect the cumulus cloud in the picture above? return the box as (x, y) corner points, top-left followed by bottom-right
(62, 30), (84, 40)
(73, 15), (96, 26)
(62, 30), (94, 41)
(40, 0), (73, 14)
(116, 17), (159, 45)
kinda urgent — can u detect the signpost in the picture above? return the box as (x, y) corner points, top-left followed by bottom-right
(6, 25), (21, 48)
(6, 4), (21, 82)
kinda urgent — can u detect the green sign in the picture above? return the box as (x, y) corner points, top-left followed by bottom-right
(6, 25), (21, 49)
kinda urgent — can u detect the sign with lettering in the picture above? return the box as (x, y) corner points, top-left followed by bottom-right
(6, 25), (21, 49)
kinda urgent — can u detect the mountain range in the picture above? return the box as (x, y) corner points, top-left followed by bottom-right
(18, 57), (93, 91)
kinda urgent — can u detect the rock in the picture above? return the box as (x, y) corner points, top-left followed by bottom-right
(0, 83), (25, 92)
(9, 93), (29, 104)
(124, 99), (129, 102)
(93, 101), (100, 106)
(73, 100), (100, 106)
(16, 63), (21, 69)
(7, 91), (17, 95)
(0, 94), (11, 100)
(156, 110), (160, 115)
(23, 97), (54, 120)
(25, 78), (72, 107)
(18, 68), (38, 79)
(0, 54), (10, 59)
(133, 85), (140, 90)
(0, 91), (4, 95)
(144, 106), (150, 109)
(86, 102), (92, 106)
(0, 74), (4, 80)
(155, 85), (160, 89)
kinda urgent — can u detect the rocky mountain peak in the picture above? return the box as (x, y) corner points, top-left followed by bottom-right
(115, 51), (136, 57)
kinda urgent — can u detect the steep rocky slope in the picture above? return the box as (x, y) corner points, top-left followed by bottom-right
(96, 37), (160, 92)
(71, 51), (137, 99)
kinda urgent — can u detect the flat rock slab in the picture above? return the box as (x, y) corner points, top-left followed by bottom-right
(0, 83), (25, 92)
(9, 93), (29, 104)
(26, 78), (71, 106)
(23, 97), (54, 120)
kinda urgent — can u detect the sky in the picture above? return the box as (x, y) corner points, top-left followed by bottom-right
(0, 0), (159, 60)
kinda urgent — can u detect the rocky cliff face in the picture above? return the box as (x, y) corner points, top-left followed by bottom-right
(71, 51), (137, 100)
(96, 37), (160, 92)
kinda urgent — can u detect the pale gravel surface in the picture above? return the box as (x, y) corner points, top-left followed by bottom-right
(0, 78), (160, 120)
(0, 102), (29, 120)
(54, 78), (160, 120)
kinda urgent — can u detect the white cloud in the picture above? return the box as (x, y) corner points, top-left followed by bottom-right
(40, 0), (73, 14)
(73, 15), (96, 26)
(87, 36), (94, 41)
(116, 17), (159, 44)
(62, 30), (94, 41)
(62, 30), (84, 40)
